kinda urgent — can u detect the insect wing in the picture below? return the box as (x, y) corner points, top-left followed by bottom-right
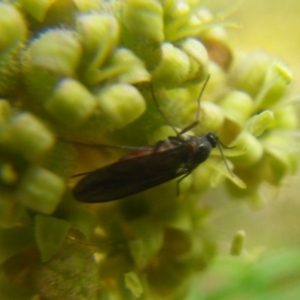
(73, 144), (190, 203)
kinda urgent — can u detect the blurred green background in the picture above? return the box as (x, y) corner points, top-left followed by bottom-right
(204, 0), (300, 252)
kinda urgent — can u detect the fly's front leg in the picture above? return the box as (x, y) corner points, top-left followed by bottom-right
(175, 171), (192, 196)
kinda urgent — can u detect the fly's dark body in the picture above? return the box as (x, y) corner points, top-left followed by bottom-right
(72, 76), (231, 203)
(73, 132), (220, 202)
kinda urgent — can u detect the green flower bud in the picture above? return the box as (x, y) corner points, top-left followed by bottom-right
(77, 13), (119, 71)
(271, 105), (298, 130)
(16, 166), (65, 214)
(255, 61), (293, 110)
(204, 61), (227, 98)
(0, 4), (26, 96)
(3, 112), (55, 162)
(96, 83), (146, 129)
(74, 0), (101, 12)
(128, 218), (163, 268)
(0, 100), (11, 123)
(25, 29), (81, 76)
(199, 101), (225, 132)
(20, 0), (53, 21)
(0, 191), (29, 227)
(247, 110), (274, 137)
(147, 125), (177, 144)
(162, 0), (190, 20)
(0, 225), (34, 263)
(262, 134), (298, 184)
(0, 4), (27, 54)
(109, 48), (151, 84)
(0, 45), (23, 97)
(225, 172), (263, 199)
(191, 162), (217, 194)
(152, 42), (190, 88)
(229, 131), (264, 167)
(22, 29), (82, 102)
(230, 51), (273, 97)
(178, 38), (209, 83)
(124, 272), (143, 298)
(0, 164), (18, 185)
(35, 215), (71, 262)
(121, 0), (164, 69)
(219, 91), (254, 127)
(122, 0), (164, 44)
(45, 78), (97, 128)
(230, 230), (246, 256)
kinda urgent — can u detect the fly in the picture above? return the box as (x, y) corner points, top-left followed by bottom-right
(72, 76), (232, 203)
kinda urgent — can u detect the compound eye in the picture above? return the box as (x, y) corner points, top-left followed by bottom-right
(206, 133), (218, 148)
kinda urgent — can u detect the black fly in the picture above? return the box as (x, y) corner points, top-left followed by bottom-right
(73, 76), (232, 203)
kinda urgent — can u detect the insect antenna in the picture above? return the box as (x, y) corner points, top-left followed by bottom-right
(150, 75), (211, 137)
(179, 74), (211, 135)
(58, 137), (151, 151)
(149, 84), (179, 135)
(216, 140), (234, 177)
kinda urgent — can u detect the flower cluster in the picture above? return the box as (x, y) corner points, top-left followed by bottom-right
(0, 0), (297, 299)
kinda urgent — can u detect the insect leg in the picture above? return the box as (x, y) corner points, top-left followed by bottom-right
(175, 171), (192, 196)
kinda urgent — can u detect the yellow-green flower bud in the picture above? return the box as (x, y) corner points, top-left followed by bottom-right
(109, 48), (151, 84)
(124, 272), (143, 298)
(247, 110), (274, 137)
(230, 230), (246, 256)
(147, 125), (177, 144)
(0, 164), (18, 185)
(35, 215), (71, 262)
(16, 166), (65, 214)
(183, 100), (225, 133)
(229, 131), (264, 167)
(74, 0), (101, 12)
(20, 0), (53, 21)
(96, 83), (146, 129)
(121, 0), (164, 69)
(128, 218), (163, 268)
(77, 13), (119, 72)
(0, 4), (27, 54)
(0, 99), (12, 123)
(22, 29), (82, 102)
(152, 42), (190, 88)
(230, 51), (273, 97)
(25, 29), (81, 76)
(0, 224), (35, 263)
(178, 38), (209, 84)
(0, 190), (29, 227)
(191, 162), (218, 194)
(270, 105), (298, 130)
(45, 78), (97, 128)
(162, 0), (190, 20)
(255, 61), (292, 110)
(122, 0), (164, 44)
(0, 45), (23, 97)
(4, 112), (55, 162)
(219, 91), (254, 127)
(262, 134), (298, 183)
